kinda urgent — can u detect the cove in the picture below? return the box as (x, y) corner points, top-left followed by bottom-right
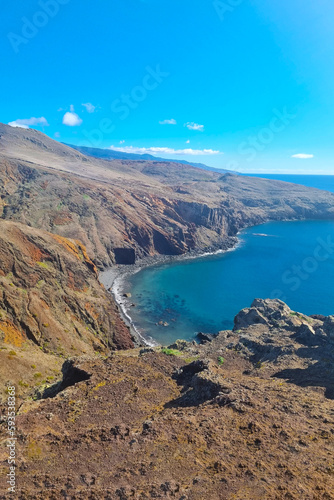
(122, 220), (334, 345)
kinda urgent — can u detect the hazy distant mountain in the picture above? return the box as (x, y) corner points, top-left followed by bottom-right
(65, 143), (235, 175)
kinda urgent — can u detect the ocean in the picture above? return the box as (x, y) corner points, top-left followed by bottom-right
(247, 174), (334, 193)
(121, 175), (334, 345)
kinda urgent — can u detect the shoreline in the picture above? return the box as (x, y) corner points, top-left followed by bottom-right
(99, 216), (334, 346)
(99, 236), (239, 346)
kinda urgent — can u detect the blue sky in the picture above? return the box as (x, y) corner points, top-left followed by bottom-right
(1, 0), (334, 173)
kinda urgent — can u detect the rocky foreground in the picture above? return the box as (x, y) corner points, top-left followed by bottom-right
(1, 299), (333, 499)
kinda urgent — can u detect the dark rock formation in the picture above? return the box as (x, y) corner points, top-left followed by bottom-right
(113, 247), (136, 265)
(196, 331), (217, 344)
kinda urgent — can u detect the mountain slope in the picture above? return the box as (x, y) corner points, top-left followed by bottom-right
(1, 123), (334, 269)
(65, 142), (233, 174)
(0, 220), (133, 401)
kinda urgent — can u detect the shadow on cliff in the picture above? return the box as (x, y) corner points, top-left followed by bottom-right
(164, 359), (224, 408)
(238, 326), (334, 399)
(273, 343), (334, 400)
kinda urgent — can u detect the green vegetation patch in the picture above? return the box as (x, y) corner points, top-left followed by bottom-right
(37, 261), (49, 269)
(36, 280), (45, 289)
(218, 356), (225, 365)
(160, 348), (183, 356)
(184, 355), (200, 363)
(290, 311), (313, 324)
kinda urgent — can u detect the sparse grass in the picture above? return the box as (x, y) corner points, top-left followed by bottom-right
(18, 380), (29, 388)
(37, 261), (49, 269)
(33, 372), (42, 379)
(8, 350), (17, 356)
(93, 381), (106, 391)
(27, 440), (42, 460)
(160, 348), (182, 356)
(184, 356), (200, 363)
(290, 311), (313, 324)
(218, 356), (224, 365)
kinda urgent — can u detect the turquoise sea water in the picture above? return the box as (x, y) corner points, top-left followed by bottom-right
(125, 176), (334, 344)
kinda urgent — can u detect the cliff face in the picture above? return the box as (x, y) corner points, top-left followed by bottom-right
(2, 300), (333, 499)
(0, 220), (133, 401)
(1, 123), (334, 269)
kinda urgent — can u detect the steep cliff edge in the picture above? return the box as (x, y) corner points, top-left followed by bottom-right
(1, 300), (333, 499)
(0, 220), (133, 401)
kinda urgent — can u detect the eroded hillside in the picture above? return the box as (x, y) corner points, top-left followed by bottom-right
(1, 123), (334, 268)
(0, 220), (133, 402)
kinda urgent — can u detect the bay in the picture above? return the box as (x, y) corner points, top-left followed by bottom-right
(124, 175), (334, 344)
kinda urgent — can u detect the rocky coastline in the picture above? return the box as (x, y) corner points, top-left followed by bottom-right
(99, 236), (239, 346)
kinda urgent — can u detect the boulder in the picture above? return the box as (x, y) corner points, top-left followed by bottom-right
(233, 299), (314, 332)
(168, 339), (189, 351)
(234, 306), (269, 330)
(196, 332), (217, 344)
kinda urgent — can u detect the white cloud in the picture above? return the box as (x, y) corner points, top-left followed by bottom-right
(82, 102), (96, 113)
(185, 122), (204, 132)
(119, 140), (125, 144)
(291, 154), (314, 159)
(8, 117), (49, 129)
(8, 121), (29, 129)
(159, 119), (177, 125)
(186, 140), (190, 144)
(62, 106), (83, 126)
(109, 145), (222, 156)
(54, 132), (60, 138)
